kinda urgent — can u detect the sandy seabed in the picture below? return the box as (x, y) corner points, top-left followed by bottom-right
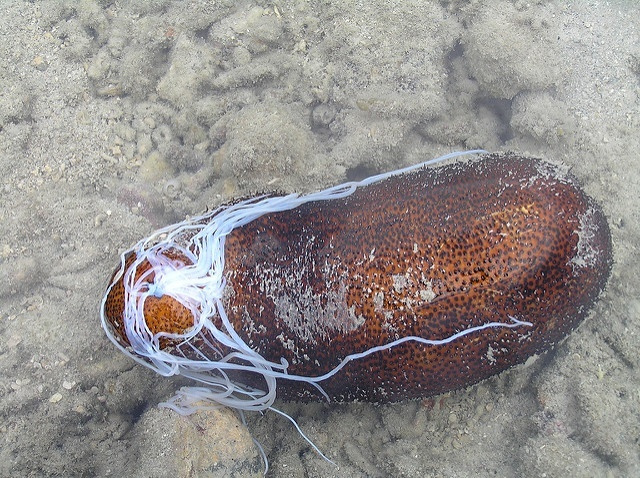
(0, 1), (638, 477)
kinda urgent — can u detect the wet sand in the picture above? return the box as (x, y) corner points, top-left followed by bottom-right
(0, 1), (638, 477)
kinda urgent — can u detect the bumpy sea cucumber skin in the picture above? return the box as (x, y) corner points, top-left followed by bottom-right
(104, 153), (613, 402)
(220, 154), (612, 401)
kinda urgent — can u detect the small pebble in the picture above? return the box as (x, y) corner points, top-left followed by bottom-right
(49, 393), (63, 403)
(0, 244), (13, 259)
(31, 56), (48, 71)
(94, 213), (107, 227)
(63, 380), (76, 390)
(143, 117), (156, 129)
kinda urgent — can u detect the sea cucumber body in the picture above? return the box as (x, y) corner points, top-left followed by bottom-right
(103, 154), (612, 402)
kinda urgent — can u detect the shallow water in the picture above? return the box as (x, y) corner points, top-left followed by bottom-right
(0, 1), (638, 476)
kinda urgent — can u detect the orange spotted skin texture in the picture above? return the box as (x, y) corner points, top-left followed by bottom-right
(103, 153), (613, 402)
(103, 251), (195, 350)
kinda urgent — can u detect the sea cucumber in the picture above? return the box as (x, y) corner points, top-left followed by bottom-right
(101, 151), (612, 410)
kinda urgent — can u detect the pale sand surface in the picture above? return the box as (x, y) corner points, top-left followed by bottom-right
(0, 1), (638, 477)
